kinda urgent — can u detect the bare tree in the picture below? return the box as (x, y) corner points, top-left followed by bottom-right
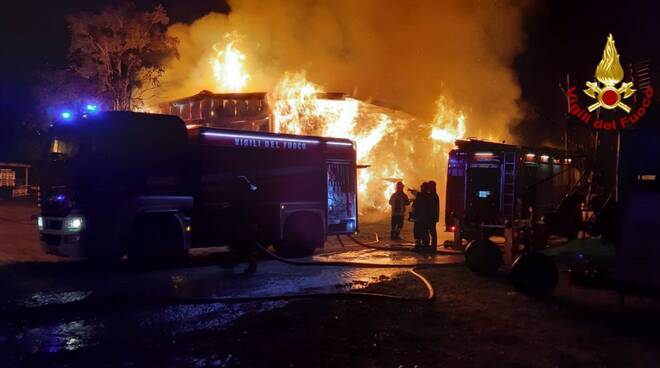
(66, 3), (177, 111)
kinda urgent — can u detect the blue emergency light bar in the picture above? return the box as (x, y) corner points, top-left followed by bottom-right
(57, 102), (101, 122)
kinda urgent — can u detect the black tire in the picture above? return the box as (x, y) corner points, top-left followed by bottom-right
(86, 252), (123, 268)
(86, 238), (123, 265)
(83, 221), (123, 267)
(511, 252), (558, 297)
(543, 211), (561, 234)
(128, 214), (188, 266)
(465, 239), (502, 275)
(274, 213), (323, 258)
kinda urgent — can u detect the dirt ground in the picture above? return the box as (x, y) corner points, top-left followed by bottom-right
(8, 267), (659, 367)
(299, 280), (657, 366)
(2, 201), (660, 367)
(113, 266), (657, 367)
(0, 199), (61, 264)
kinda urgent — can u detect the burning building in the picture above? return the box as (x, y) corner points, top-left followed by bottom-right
(150, 0), (528, 217)
(159, 90), (271, 131)
(158, 89), (349, 132)
(156, 68), (468, 217)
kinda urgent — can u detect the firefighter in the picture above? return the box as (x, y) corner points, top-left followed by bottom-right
(388, 181), (410, 240)
(427, 181), (440, 249)
(411, 182), (432, 252)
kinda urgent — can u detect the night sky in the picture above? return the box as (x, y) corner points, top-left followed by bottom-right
(1, 0), (659, 161)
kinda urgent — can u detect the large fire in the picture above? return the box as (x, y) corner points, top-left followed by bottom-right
(210, 35), (250, 92)
(269, 71), (466, 214)
(202, 35), (468, 216)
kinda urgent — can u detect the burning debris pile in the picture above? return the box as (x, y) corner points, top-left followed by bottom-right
(151, 0), (526, 216)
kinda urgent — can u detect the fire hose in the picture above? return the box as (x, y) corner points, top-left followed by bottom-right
(3, 233), (468, 318)
(143, 232), (465, 303)
(253, 241), (437, 301)
(345, 233), (465, 256)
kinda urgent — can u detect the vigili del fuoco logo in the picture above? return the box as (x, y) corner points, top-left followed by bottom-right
(567, 34), (653, 131)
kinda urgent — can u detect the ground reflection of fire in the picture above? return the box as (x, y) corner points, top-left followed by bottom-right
(208, 37), (467, 216)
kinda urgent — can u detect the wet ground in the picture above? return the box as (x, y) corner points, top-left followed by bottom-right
(0, 200), (462, 366)
(3, 200), (660, 367)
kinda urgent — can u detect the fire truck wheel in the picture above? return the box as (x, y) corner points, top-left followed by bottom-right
(465, 239), (502, 275)
(511, 252), (558, 297)
(87, 252), (122, 266)
(276, 213), (324, 258)
(85, 236), (122, 265)
(129, 214), (187, 266)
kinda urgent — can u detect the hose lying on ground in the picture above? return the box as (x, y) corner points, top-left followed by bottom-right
(4, 231), (472, 318)
(3, 243), (461, 319)
(347, 233), (464, 256)
(254, 241), (439, 301)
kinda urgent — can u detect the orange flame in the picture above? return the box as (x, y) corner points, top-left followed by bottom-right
(270, 72), (466, 214)
(430, 96), (466, 144)
(210, 34), (250, 92)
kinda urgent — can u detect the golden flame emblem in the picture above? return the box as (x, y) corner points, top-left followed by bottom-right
(584, 34), (635, 112)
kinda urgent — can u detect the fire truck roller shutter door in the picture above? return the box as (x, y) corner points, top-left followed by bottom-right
(466, 167), (501, 226)
(275, 212), (324, 258)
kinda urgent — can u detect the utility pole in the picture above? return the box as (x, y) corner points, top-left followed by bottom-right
(559, 74), (573, 184)
(565, 73), (569, 156)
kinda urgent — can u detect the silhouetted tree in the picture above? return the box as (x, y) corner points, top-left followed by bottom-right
(66, 2), (177, 110)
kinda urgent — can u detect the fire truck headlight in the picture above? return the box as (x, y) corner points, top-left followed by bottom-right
(64, 216), (84, 232)
(37, 216), (44, 231)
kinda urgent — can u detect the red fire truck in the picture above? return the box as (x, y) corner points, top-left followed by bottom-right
(38, 111), (357, 262)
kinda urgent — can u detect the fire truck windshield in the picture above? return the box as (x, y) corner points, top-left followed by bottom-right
(49, 138), (80, 157)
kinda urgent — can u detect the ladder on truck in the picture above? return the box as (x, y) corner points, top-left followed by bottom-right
(500, 151), (517, 221)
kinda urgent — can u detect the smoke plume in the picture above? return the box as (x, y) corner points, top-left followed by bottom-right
(156, 0), (526, 139)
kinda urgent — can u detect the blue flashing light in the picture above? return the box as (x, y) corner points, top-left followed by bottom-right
(61, 111), (72, 119)
(85, 104), (97, 112)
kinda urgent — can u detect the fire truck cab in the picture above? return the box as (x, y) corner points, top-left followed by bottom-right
(38, 111), (358, 262)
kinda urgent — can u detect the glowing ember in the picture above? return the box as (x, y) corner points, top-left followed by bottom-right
(210, 35), (250, 92)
